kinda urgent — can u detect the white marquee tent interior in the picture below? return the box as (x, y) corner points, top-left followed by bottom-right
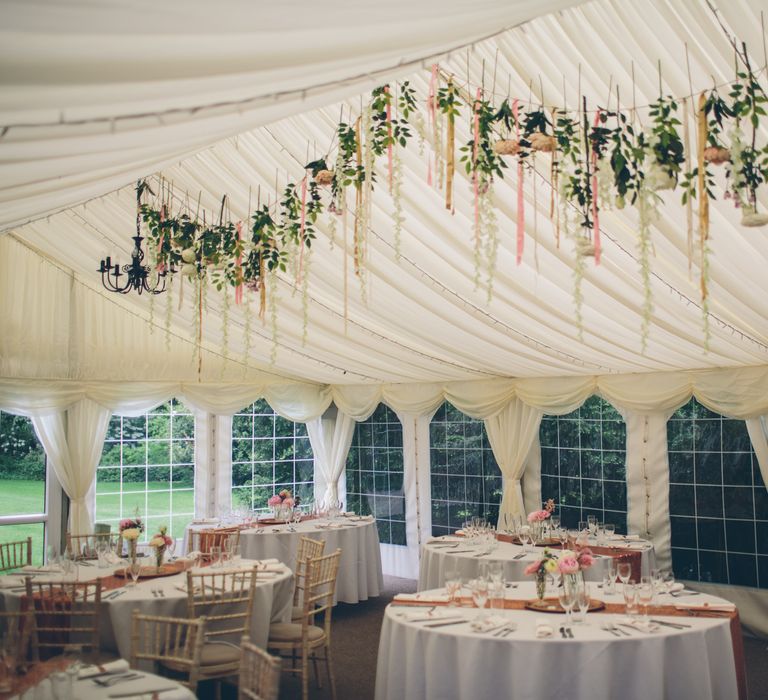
(1, 0), (767, 638)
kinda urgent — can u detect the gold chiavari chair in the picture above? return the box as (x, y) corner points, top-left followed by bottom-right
(0, 537), (32, 573)
(65, 532), (120, 560)
(130, 610), (206, 693)
(0, 609), (39, 671)
(291, 537), (326, 621)
(238, 635), (281, 700)
(184, 566), (257, 699)
(23, 578), (104, 662)
(189, 527), (241, 563)
(267, 549), (341, 700)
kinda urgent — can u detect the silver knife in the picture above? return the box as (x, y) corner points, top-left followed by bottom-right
(108, 687), (179, 698)
(422, 618), (468, 628)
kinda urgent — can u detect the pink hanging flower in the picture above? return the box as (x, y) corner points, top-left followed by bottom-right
(524, 562), (540, 576)
(268, 495), (282, 507)
(577, 548), (595, 569)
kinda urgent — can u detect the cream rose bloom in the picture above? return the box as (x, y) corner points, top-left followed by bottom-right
(544, 558), (558, 574)
(121, 528), (141, 541)
(149, 536), (166, 548)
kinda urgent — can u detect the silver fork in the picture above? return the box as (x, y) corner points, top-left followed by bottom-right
(93, 673), (142, 686)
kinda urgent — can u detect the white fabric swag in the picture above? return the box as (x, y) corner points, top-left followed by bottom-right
(483, 399), (543, 526)
(30, 398), (111, 534)
(745, 416), (768, 493)
(307, 405), (356, 505)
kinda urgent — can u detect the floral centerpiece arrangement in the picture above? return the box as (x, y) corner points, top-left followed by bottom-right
(525, 499), (556, 541)
(149, 525), (173, 570)
(525, 546), (595, 601)
(119, 517), (144, 564)
(267, 489), (298, 521)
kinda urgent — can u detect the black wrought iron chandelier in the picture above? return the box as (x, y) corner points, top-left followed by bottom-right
(98, 182), (169, 295)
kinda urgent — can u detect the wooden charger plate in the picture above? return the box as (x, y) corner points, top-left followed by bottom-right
(115, 561), (185, 578)
(524, 597), (605, 613)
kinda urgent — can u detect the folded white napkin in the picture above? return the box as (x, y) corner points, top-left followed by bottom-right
(21, 565), (57, 573)
(470, 615), (508, 632)
(78, 659), (130, 679)
(618, 616), (659, 633)
(181, 550), (202, 561)
(674, 602), (735, 612)
(393, 593), (450, 604)
(395, 608), (453, 622)
(667, 582), (685, 593)
(0, 575), (25, 588)
(535, 618), (554, 638)
(610, 534), (641, 541)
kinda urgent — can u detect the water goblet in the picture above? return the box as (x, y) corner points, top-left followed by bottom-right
(470, 577), (490, 618)
(50, 671), (72, 700)
(587, 515), (598, 536)
(558, 586), (576, 627)
(445, 568), (462, 607)
(128, 559), (142, 587)
(574, 585), (591, 624)
(602, 572), (615, 595)
(638, 581), (654, 620)
(489, 580), (505, 610)
(578, 520), (588, 535)
(604, 523), (616, 540)
(623, 583), (639, 616)
(550, 516), (561, 531)
(617, 562), (632, 592)
(663, 570), (676, 594)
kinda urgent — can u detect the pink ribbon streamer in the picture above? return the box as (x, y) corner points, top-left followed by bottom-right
(514, 99), (524, 265)
(385, 85), (393, 193)
(235, 221), (243, 305)
(591, 110), (601, 265)
(473, 89), (481, 244)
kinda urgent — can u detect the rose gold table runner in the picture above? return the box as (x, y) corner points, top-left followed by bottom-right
(492, 533), (644, 583)
(391, 596), (746, 700)
(0, 657), (69, 699)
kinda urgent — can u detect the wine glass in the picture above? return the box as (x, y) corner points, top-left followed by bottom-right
(638, 581), (654, 620)
(445, 568), (461, 606)
(623, 582), (639, 616)
(128, 559), (141, 587)
(604, 523), (616, 540)
(617, 562), (632, 592)
(575, 585), (591, 624)
(587, 515), (598, 537)
(663, 570), (676, 594)
(64, 644), (83, 686)
(578, 520), (588, 535)
(471, 577), (490, 618)
(550, 516), (561, 531)
(558, 586), (576, 627)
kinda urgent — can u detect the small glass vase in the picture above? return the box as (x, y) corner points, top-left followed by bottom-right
(563, 571), (585, 597)
(128, 539), (137, 567)
(155, 547), (164, 571)
(535, 572), (547, 601)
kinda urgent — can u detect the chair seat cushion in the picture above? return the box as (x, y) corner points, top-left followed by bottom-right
(268, 622), (325, 643)
(291, 605), (302, 621)
(200, 642), (241, 666)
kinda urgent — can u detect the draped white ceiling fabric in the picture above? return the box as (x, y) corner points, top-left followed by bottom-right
(1, 0), (767, 393)
(0, 0), (577, 231)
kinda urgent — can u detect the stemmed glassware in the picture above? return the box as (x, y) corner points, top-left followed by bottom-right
(558, 586), (576, 627)
(638, 580), (654, 620)
(574, 585), (591, 624)
(471, 577), (490, 620)
(128, 559), (142, 587)
(586, 515), (598, 537)
(617, 562), (632, 592)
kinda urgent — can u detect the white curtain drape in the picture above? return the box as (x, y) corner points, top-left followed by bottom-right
(745, 416), (768, 492)
(483, 399), (543, 525)
(307, 405), (355, 505)
(31, 398), (111, 534)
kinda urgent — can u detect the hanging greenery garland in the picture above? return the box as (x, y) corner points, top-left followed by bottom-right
(132, 51), (768, 363)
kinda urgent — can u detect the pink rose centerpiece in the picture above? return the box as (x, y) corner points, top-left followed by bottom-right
(119, 516), (144, 564)
(148, 525), (173, 569)
(524, 548), (560, 600)
(558, 547), (595, 599)
(268, 489), (299, 521)
(524, 499), (556, 542)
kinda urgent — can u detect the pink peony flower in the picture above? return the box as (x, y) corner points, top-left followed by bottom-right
(268, 495), (282, 506)
(578, 553), (595, 568)
(558, 557), (580, 575)
(527, 509), (550, 523)
(524, 562), (540, 576)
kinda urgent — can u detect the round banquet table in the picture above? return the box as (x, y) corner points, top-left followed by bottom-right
(237, 516), (383, 604)
(375, 582), (740, 700)
(418, 535), (656, 591)
(9, 661), (195, 700)
(0, 558), (293, 655)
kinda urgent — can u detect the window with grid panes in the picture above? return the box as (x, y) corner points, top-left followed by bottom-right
(539, 396), (627, 532)
(667, 398), (768, 587)
(0, 411), (48, 565)
(346, 404), (406, 546)
(429, 401), (502, 536)
(96, 399), (195, 542)
(231, 400), (314, 510)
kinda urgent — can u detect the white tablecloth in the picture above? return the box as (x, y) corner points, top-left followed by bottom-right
(18, 667), (195, 700)
(375, 583), (738, 700)
(0, 558), (293, 654)
(236, 518), (383, 604)
(418, 536), (656, 591)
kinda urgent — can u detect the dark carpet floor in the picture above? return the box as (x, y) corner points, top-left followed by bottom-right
(206, 576), (768, 700)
